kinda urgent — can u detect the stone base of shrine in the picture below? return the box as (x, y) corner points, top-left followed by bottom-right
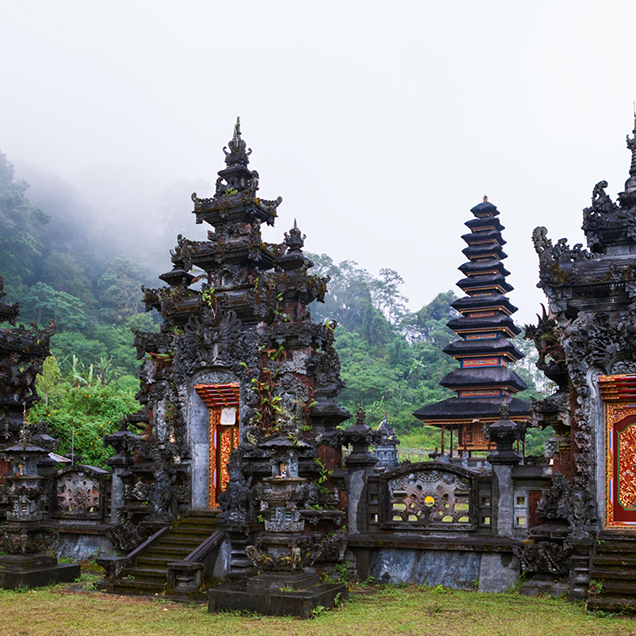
(0, 554), (80, 589)
(208, 574), (347, 618)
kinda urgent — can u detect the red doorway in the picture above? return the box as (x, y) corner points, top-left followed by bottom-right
(195, 383), (240, 508)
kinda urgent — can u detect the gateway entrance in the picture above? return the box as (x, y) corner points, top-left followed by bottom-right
(195, 383), (240, 508)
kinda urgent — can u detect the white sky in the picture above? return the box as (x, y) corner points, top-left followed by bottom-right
(2, 0), (636, 323)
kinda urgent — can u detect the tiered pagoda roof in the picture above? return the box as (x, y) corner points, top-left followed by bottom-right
(414, 199), (530, 448)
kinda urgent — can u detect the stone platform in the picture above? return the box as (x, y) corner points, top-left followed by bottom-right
(0, 554), (80, 589)
(208, 574), (347, 618)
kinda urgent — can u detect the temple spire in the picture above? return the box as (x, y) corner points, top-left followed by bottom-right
(223, 116), (252, 167)
(625, 109), (636, 195)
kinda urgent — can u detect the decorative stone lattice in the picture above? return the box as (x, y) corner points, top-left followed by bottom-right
(383, 465), (476, 530)
(56, 470), (101, 516)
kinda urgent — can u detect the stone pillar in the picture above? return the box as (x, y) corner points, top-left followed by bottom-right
(478, 405), (523, 592)
(343, 407), (378, 535)
(104, 422), (139, 524)
(486, 407), (522, 538)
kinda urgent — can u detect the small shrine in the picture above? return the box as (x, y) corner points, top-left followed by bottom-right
(413, 199), (530, 455)
(0, 426), (80, 588)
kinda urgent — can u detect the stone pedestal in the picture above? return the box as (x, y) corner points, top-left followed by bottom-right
(209, 433), (347, 617)
(167, 561), (204, 596)
(0, 553), (80, 589)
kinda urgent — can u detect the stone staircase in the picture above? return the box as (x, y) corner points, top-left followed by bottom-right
(227, 534), (257, 580)
(588, 533), (636, 613)
(111, 510), (222, 596)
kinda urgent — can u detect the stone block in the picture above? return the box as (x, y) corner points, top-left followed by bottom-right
(518, 574), (556, 597)
(546, 580), (569, 597)
(208, 580), (347, 618)
(246, 571), (320, 592)
(0, 554), (80, 589)
(478, 552), (519, 593)
(369, 548), (481, 590)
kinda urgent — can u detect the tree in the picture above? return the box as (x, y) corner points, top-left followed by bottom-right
(400, 290), (458, 343)
(0, 151), (50, 289)
(370, 268), (409, 326)
(98, 255), (148, 323)
(41, 250), (96, 310)
(20, 282), (88, 331)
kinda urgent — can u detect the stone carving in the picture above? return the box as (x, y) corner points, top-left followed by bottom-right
(181, 303), (242, 368)
(524, 305), (568, 389)
(218, 451), (254, 526)
(514, 540), (571, 575)
(105, 122), (350, 581)
(374, 414), (400, 469)
(245, 535), (322, 572)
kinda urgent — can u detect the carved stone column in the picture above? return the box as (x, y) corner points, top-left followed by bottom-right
(487, 406), (523, 538)
(104, 421), (140, 524)
(343, 407), (378, 536)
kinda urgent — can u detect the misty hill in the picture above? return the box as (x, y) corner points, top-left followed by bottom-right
(0, 149), (549, 462)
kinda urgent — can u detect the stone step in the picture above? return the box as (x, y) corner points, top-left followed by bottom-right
(593, 554), (636, 568)
(591, 566), (636, 581)
(112, 579), (166, 594)
(231, 558), (253, 569)
(125, 567), (166, 581)
(592, 580), (636, 596)
(157, 537), (205, 549)
(596, 543), (636, 553)
(588, 596), (636, 613)
(135, 556), (173, 569)
(188, 509), (220, 517)
(145, 546), (192, 558)
(180, 513), (219, 524)
(106, 510), (224, 598)
(175, 521), (218, 532)
(169, 527), (216, 537)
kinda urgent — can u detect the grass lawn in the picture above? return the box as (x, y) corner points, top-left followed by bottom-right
(1, 580), (635, 636)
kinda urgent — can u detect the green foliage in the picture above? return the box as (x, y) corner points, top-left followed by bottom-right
(21, 282), (89, 331)
(97, 255), (147, 323)
(29, 357), (139, 466)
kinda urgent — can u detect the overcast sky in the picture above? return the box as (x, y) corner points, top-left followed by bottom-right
(2, 0), (636, 323)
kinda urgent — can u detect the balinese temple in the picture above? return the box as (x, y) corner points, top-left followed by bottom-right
(413, 198), (530, 455)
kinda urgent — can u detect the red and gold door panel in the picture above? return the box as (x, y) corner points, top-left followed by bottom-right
(599, 375), (636, 529)
(195, 383), (240, 508)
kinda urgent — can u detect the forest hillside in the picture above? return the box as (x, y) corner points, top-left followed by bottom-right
(0, 150), (550, 464)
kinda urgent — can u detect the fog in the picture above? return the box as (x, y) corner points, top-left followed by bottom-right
(2, 0), (636, 322)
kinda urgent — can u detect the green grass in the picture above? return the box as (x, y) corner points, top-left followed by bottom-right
(0, 583), (635, 636)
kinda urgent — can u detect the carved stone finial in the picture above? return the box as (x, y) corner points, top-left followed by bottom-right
(483, 195), (488, 202)
(356, 405), (366, 427)
(625, 117), (636, 194)
(284, 220), (305, 253)
(222, 116), (252, 166)
(499, 402), (511, 420)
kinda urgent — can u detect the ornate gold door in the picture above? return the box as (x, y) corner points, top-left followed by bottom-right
(600, 375), (636, 529)
(195, 383), (240, 508)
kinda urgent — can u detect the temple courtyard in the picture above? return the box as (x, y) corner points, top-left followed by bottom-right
(1, 579), (634, 636)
